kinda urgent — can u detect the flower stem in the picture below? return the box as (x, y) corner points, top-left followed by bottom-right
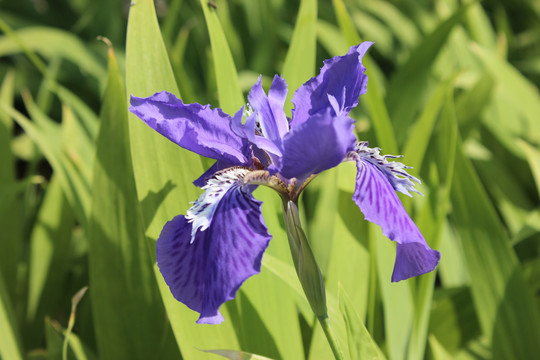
(318, 315), (345, 360)
(281, 200), (345, 360)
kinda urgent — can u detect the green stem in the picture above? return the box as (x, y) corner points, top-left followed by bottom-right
(281, 200), (345, 360)
(318, 315), (346, 360)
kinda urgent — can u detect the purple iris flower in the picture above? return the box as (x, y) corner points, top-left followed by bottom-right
(129, 42), (440, 324)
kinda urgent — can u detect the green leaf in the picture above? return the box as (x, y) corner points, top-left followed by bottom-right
(125, 0), (240, 357)
(45, 318), (98, 360)
(0, 97), (91, 226)
(25, 176), (74, 348)
(61, 104), (94, 189)
(464, 2), (497, 49)
(519, 140), (540, 196)
(0, 70), (15, 183)
(0, 70), (22, 302)
(386, 4), (470, 146)
(407, 88), (458, 360)
(360, 1), (420, 51)
(374, 228), (413, 360)
(338, 283), (386, 360)
(429, 287), (481, 355)
(317, 20), (348, 56)
(455, 72), (494, 138)
(305, 169), (339, 274)
(451, 129), (540, 359)
(428, 334), (455, 360)
(199, 0), (243, 112)
(0, 271), (23, 360)
(402, 75), (456, 171)
(332, 0), (360, 46)
(0, 26), (106, 83)
(88, 44), (177, 360)
(281, 0), (317, 114)
(261, 253), (350, 359)
(472, 43), (540, 145)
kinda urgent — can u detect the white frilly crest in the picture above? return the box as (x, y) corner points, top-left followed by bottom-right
(185, 167), (251, 243)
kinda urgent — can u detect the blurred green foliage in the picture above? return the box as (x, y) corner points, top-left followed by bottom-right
(1, 0), (540, 359)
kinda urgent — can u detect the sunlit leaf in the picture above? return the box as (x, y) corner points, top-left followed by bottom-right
(125, 0), (240, 357)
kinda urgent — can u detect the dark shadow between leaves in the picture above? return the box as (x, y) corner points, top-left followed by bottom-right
(140, 180), (176, 232)
(226, 290), (281, 360)
(337, 189), (369, 250)
(492, 268), (540, 360)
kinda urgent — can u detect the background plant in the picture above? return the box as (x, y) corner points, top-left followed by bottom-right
(0, 0), (539, 359)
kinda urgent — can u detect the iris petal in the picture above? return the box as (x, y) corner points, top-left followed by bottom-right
(352, 160), (440, 281)
(280, 111), (356, 182)
(130, 91), (248, 164)
(247, 75), (289, 142)
(156, 169), (271, 324)
(291, 42), (373, 127)
(230, 109), (283, 159)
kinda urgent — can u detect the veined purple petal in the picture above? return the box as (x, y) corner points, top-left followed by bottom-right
(291, 42), (373, 128)
(156, 169), (271, 324)
(130, 91), (249, 164)
(280, 111), (356, 182)
(187, 167), (251, 243)
(352, 159), (440, 281)
(353, 142), (421, 197)
(248, 75), (289, 142)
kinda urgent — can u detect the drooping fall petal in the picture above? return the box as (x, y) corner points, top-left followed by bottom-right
(156, 168), (271, 324)
(352, 158), (440, 281)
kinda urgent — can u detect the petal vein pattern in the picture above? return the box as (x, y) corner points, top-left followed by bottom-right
(130, 91), (248, 164)
(349, 142), (421, 196)
(352, 157), (440, 281)
(291, 42), (373, 127)
(157, 167), (271, 324)
(186, 167), (251, 243)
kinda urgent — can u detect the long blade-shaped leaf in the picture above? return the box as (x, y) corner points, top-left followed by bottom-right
(338, 283), (386, 360)
(281, 0), (317, 114)
(0, 272), (22, 360)
(199, 0), (243, 112)
(0, 100), (91, 225)
(89, 44), (177, 360)
(451, 132), (540, 359)
(407, 89), (458, 360)
(125, 0), (240, 356)
(25, 176), (74, 347)
(386, 4), (470, 145)
(0, 70), (22, 302)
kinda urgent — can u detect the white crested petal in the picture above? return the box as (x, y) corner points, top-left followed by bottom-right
(186, 167), (252, 242)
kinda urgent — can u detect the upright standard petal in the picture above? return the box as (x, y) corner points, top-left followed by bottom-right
(291, 42), (373, 127)
(247, 75), (289, 142)
(230, 106), (283, 160)
(156, 167), (271, 324)
(280, 111), (356, 182)
(130, 91), (249, 164)
(352, 156), (440, 281)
